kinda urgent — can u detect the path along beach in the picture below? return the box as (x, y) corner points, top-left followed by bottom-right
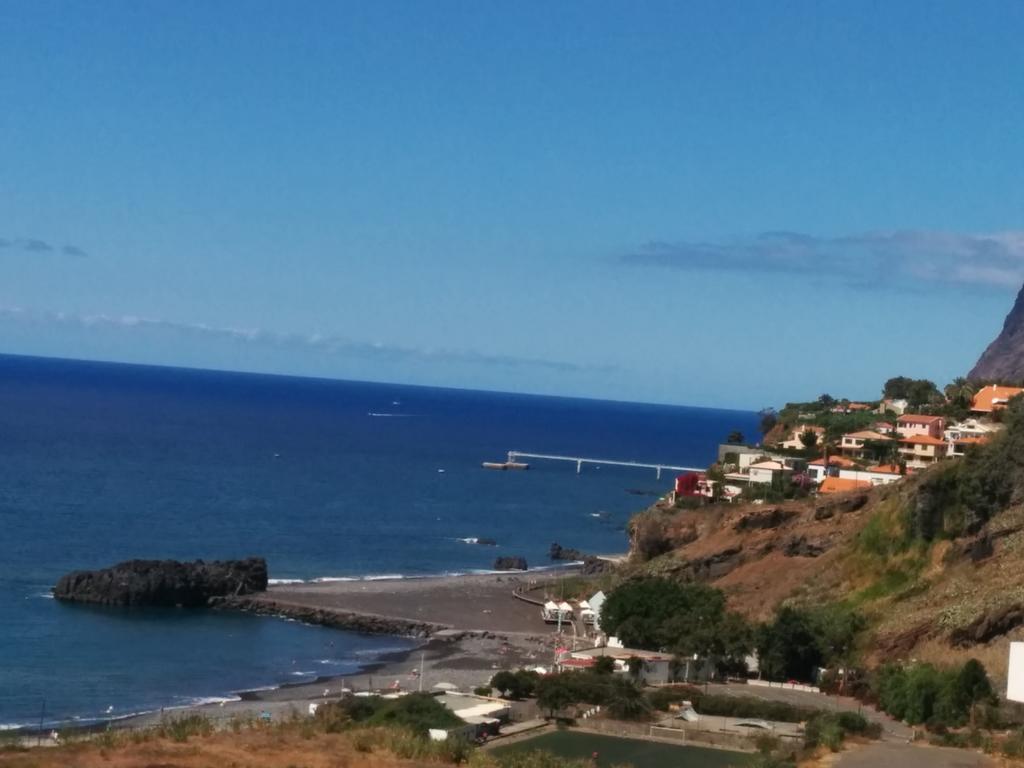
(119, 571), (588, 729)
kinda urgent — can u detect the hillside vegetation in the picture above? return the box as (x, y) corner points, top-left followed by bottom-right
(622, 396), (1024, 680)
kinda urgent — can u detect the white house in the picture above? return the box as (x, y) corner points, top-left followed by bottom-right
(747, 460), (793, 485)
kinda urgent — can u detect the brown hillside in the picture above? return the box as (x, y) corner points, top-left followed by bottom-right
(624, 480), (1024, 678)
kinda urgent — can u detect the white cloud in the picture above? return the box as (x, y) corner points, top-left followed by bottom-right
(0, 305), (609, 374)
(622, 230), (1024, 289)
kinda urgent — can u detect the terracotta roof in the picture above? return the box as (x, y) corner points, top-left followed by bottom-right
(819, 477), (871, 494)
(847, 403), (872, 411)
(951, 436), (989, 445)
(897, 414), (944, 425)
(971, 385), (1024, 413)
(843, 430), (893, 441)
(866, 464), (902, 475)
(809, 455), (857, 468)
(559, 658), (596, 668)
(900, 434), (947, 446)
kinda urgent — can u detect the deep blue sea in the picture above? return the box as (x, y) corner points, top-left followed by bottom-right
(0, 354), (757, 728)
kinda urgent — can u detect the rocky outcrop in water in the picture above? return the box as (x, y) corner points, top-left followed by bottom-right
(548, 542), (584, 561)
(53, 557), (268, 607)
(492, 556), (528, 571)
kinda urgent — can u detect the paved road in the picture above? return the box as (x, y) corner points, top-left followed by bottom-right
(704, 683), (915, 741)
(835, 742), (994, 767)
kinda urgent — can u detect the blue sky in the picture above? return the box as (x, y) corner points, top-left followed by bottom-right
(2, 1), (1023, 409)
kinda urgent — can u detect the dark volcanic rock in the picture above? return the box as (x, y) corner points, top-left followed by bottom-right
(217, 596), (445, 638)
(734, 508), (797, 531)
(53, 558), (268, 607)
(783, 535), (829, 558)
(950, 603), (1024, 647)
(493, 556), (528, 571)
(580, 556), (612, 575)
(549, 542), (584, 561)
(970, 282), (1024, 381)
(813, 492), (869, 520)
(681, 546), (744, 580)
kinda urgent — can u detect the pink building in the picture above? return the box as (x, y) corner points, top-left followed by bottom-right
(896, 414), (944, 439)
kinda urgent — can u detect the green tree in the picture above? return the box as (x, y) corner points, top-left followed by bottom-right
(759, 408), (779, 436)
(727, 430), (745, 444)
(883, 376), (915, 400)
(593, 655), (615, 675)
(603, 578), (727, 651)
(799, 430), (819, 450)
(605, 678), (652, 720)
(757, 607), (824, 682)
(535, 675), (576, 718)
(818, 394), (836, 408)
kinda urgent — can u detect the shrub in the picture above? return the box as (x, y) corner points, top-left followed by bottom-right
(157, 714), (214, 743)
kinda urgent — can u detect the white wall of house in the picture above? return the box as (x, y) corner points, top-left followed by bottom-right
(837, 468), (900, 486)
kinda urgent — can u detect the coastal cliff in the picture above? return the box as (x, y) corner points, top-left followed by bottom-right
(970, 282), (1024, 381)
(621, 394), (1024, 680)
(53, 557), (268, 607)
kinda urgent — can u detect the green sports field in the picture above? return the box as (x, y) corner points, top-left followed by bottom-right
(493, 730), (753, 767)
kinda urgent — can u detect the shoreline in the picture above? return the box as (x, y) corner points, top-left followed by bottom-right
(5, 567), (603, 736)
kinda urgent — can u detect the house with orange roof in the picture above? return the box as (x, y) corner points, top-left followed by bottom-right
(896, 414), (945, 439)
(839, 430), (894, 459)
(947, 435), (989, 458)
(806, 454), (858, 483)
(819, 476), (871, 494)
(971, 385), (1024, 414)
(865, 463), (903, 475)
(899, 434), (948, 469)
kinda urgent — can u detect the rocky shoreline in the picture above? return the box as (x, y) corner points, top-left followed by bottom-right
(214, 594), (449, 638)
(53, 558), (268, 607)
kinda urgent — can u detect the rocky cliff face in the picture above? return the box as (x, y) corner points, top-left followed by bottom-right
(53, 557), (268, 607)
(969, 283), (1024, 381)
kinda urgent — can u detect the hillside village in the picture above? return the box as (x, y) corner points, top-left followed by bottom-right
(673, 379), (1024, 505)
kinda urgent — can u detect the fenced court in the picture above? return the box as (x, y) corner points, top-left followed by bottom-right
(493, 730), (753, 767)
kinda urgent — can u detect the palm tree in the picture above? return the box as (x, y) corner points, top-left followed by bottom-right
(606, 679), (652, 720)
(945, 377), (976, 407)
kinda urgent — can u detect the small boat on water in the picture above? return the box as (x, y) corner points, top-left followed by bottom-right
(481, 461), (530, 470)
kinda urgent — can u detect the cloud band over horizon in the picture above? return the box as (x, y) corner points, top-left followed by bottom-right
(621, 230), (1024, 290)
(0, 304), (611, 375)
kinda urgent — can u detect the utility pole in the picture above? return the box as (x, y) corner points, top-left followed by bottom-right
(419, 651), (425, 693)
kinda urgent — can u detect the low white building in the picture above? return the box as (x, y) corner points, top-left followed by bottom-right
(563, 644), (673, 685)
(837, 467), (901, 486)
(747, 460), (793, 485)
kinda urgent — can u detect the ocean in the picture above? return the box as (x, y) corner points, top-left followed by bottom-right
(0, 354), (758, 728)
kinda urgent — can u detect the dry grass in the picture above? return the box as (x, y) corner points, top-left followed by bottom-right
(0, 724), (461, 768)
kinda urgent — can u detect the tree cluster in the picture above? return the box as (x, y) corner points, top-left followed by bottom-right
(873, 659), (995, 728)
(600, 578), (752, 666)
(531, 670), (651, 720)
(600, 578), (865, 685)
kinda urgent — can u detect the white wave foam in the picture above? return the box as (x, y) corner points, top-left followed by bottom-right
(456, 537), (479, 544)
(290, 671), (316, 677)
(179, 695), (241, 708)
(311, 576), (358, 583)
(367, 412), (408, 417)
(31, 592), (55, 599)
(362, 574), (406, 581)
(268, 578), (305, 585)
(0, 723), (23, 731)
